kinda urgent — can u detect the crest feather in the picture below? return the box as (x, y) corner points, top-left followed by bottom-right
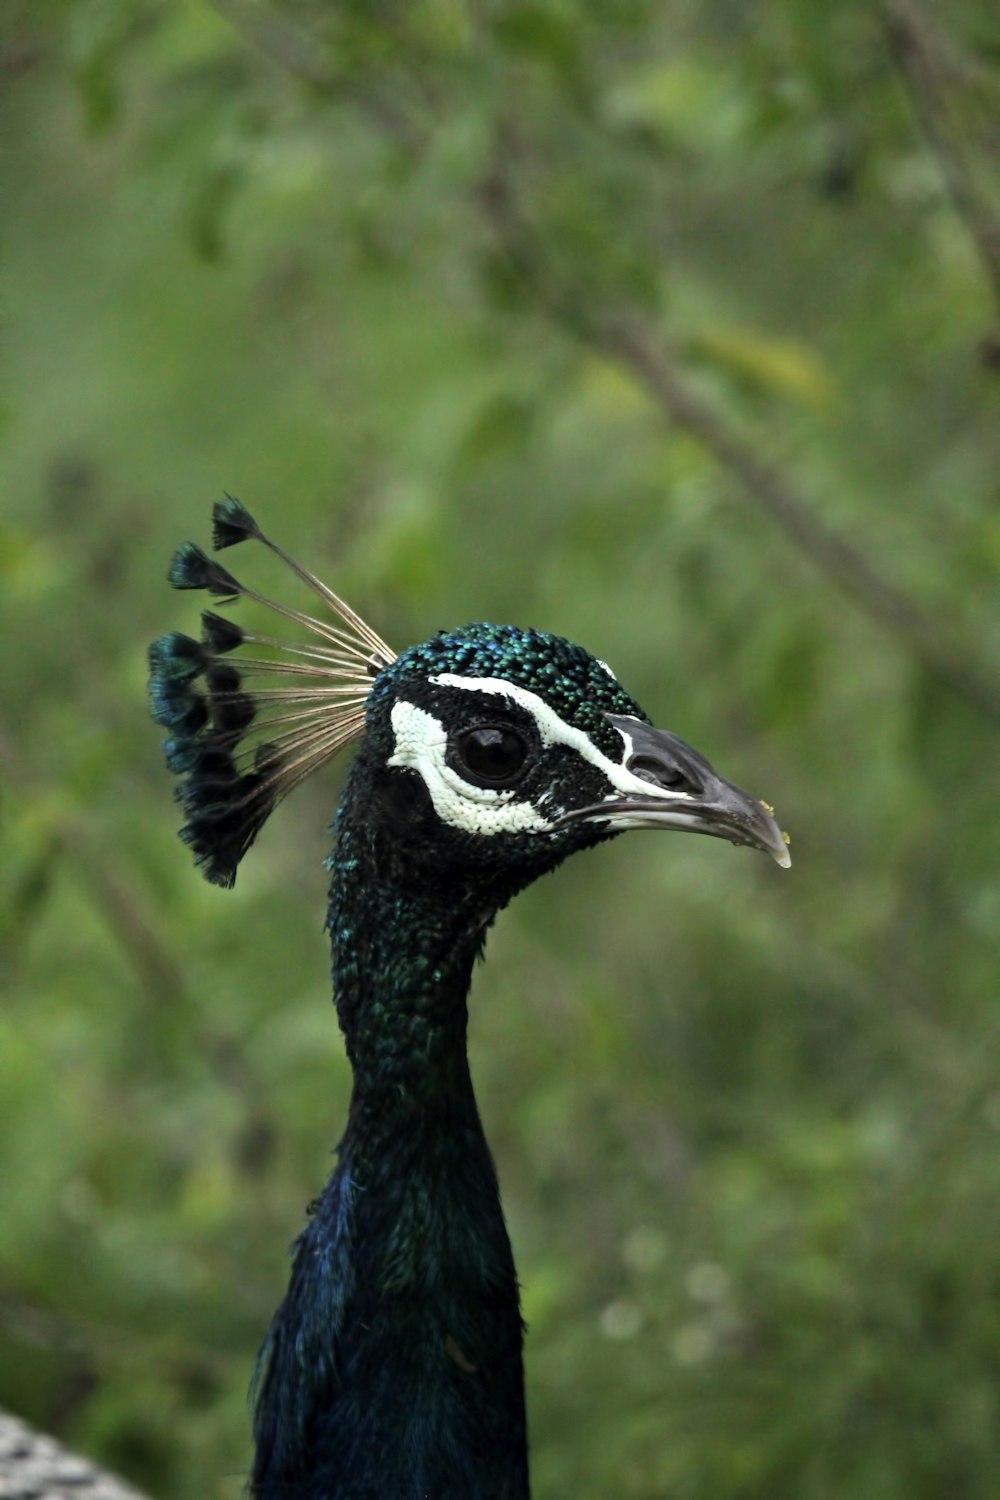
(150, 502), (395, 887)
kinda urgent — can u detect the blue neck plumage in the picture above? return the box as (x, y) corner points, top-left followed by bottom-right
(249, 761), (530, 1500)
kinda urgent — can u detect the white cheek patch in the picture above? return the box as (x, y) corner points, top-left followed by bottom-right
(430, 675), (690, 805)
(387, 701), (554, 837)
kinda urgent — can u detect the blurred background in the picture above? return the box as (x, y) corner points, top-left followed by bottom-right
(2, 2), (999, 1496)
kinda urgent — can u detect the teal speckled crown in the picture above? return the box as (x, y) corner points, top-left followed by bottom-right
(378, 625), (646, 759)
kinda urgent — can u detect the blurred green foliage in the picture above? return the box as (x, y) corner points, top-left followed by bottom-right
(2, 2), (999, 1496)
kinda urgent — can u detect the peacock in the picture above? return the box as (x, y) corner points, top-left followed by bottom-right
(148, 498), (789, 1498)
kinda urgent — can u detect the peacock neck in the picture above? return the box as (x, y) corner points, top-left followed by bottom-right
(328, 837), (500, 1249)
(330, 848), (482, 1122)
(250, 772), (530, 1499)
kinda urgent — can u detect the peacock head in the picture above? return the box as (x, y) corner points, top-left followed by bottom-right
(149, 500), (790, 890)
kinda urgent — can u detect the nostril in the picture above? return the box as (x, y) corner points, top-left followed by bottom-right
(629, 754), (689, 790)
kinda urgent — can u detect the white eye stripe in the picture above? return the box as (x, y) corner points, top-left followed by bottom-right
(387, 701), (553, 836)
(386, 676), (695, 840)
(429, 674), (690, 803)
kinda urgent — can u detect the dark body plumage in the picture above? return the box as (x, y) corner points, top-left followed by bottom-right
(150, 505), (789, 1499)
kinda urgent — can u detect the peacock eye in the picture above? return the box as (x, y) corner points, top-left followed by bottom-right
(454, 725), (530, 787)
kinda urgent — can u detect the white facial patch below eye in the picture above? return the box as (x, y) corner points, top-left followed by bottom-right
(387, 700), (555, 837)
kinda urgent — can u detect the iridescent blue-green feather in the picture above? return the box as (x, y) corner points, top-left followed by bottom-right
(150, 560), (271, 884)
(212, 494), (262, 550)
(147, 636), (209, 735)
(168, 542), (242, 598)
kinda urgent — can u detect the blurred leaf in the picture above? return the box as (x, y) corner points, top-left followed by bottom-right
(67, 0), (143, 134)
(186, 157), (246, 264)
(0, 525), (64, 602)
(605, 57), (754, 153)
(688, 324), (837, 411)
(494, 3), (587, 96)
(453, 390), (536, 467)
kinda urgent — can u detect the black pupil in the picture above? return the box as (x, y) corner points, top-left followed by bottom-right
(459, 726), (528, 783)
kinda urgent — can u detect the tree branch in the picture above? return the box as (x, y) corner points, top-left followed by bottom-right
(208, 0), (338, 89)
(593, 316), (1000, 721)
(886, 0), (1000, 320)
(477, 149), (1000, 723)
(206, 0), (426, 153)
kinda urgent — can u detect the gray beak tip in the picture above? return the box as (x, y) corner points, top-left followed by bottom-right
(753, 800), (792, 869)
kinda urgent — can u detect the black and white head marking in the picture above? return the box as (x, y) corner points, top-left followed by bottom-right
(386, 675), (697, 839)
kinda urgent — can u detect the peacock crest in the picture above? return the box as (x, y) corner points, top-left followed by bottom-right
(148, 498), (395, 887)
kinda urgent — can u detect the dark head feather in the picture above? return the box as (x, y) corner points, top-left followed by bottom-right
(148, 632), (208, 683)
(163, 737), (201, 774)
(148, 662), (209, 735)
(212, 494), (262, 551)
(175, 746), (275, 889)
(201, 611), (245, 654)
(168, 543), (243, 599)
(207, 662), (257, 735)
(149, 635), (211, 780)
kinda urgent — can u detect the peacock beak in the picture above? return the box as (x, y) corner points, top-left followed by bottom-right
(557, 716), (791, 868)
(592, 774), (791, 866)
